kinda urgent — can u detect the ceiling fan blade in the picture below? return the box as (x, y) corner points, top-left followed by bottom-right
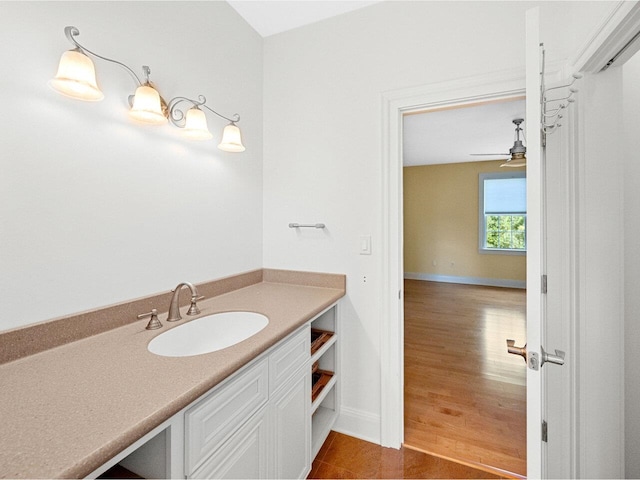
(470, 119), (526, 161)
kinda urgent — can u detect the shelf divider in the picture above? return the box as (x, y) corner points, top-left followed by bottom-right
(311, 335), (337, 365)
(311, 375), (337, 415)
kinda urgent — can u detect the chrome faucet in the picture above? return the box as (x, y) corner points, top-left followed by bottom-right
(167, 282), (204, 322)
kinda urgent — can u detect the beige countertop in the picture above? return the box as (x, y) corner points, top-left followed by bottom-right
(0, 271), (345, 478)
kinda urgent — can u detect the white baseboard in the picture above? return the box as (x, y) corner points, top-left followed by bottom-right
(333, 406), (381, 445)
(404, 272), (526, 289)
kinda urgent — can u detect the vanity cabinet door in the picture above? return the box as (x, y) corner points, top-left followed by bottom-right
(271, 367), (311, 480)
(188, 406), (269, 480)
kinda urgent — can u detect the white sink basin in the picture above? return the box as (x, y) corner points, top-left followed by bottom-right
(148, 311), (269, 357)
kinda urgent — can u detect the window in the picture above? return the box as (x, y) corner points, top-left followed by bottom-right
(479, 172), (526, 254)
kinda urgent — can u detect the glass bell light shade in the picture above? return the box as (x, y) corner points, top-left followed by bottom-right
(48, 49), (104, 101)
(218, 122), (245, 152)
(128, 85), (167, 125)
(182, 107), (213, 140)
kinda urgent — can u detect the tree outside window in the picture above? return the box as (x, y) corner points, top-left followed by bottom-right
(479, 172), (526, 254)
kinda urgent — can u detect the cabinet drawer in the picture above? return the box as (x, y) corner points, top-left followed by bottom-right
(269, 325), (310, 394)
(185, 358), (269, 475)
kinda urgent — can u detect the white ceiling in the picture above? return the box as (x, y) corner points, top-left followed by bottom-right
(403, 99), (527, 166)
(227, 1), (526, 167)
(227, 0), (381, 38)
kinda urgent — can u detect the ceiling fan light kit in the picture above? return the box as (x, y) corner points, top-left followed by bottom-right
(470, 118), (527, 168)
(500, 118), (527, 168)
(501, 153), (527, 168)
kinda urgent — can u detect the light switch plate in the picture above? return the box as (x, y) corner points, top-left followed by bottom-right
(359, 235), (372, 255)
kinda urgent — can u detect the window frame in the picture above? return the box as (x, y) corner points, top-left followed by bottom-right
(478, 171), (527, 256)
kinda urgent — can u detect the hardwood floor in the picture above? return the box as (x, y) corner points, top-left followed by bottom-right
(309, 431), (504, 479)
(403, 280), (526, 478)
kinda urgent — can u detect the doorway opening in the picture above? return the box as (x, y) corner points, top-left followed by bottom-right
(400, 98), (527, 477)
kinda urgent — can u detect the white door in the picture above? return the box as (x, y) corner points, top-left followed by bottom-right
(524, 7), (544, 478)
(524, 7), (569, 477)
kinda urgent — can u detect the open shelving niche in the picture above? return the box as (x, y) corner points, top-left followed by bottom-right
(310, 304), (339, 459)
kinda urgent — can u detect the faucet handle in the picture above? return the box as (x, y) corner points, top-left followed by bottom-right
(187, 295), (205, 316)
(138, 309), (162, 330)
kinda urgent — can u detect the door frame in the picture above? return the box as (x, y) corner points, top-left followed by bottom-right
(569, 3), (640, 477)
(380, 68), (528, 449)
(379, 1), (640, 476)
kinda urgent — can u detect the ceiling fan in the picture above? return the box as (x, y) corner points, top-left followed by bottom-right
(470, 118), (526, 168)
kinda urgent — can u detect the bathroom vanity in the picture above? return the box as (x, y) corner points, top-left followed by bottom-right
(0, 269), (344, 479)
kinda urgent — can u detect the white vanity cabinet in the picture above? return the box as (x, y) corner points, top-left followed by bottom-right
(185, 323), (312, 480)
(99, 303), (339, 480)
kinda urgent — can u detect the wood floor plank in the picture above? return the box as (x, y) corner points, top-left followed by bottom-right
(308, 432), (504, 479)
(403, 280), (526, 477)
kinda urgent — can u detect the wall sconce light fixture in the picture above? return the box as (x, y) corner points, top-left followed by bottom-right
(48, 26), (245, 153)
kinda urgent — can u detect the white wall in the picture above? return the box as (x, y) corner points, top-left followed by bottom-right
(0, 1), (263, 332)
(576, 67), (625, 478)
(262, 0), (612, 441)
(623, 50), (640, 480)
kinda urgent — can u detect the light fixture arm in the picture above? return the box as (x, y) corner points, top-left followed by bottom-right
(64, 26), (143, 86)
(168, 95), (240, 128)
(167, 95), (205, 127)
(200, 103), (240, 124)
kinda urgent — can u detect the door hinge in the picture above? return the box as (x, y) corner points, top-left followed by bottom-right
(541, 274), (548, 294)
(542, 420), (548, 442)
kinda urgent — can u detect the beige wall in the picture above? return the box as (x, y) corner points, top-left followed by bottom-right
(403, 160), (526, 283)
